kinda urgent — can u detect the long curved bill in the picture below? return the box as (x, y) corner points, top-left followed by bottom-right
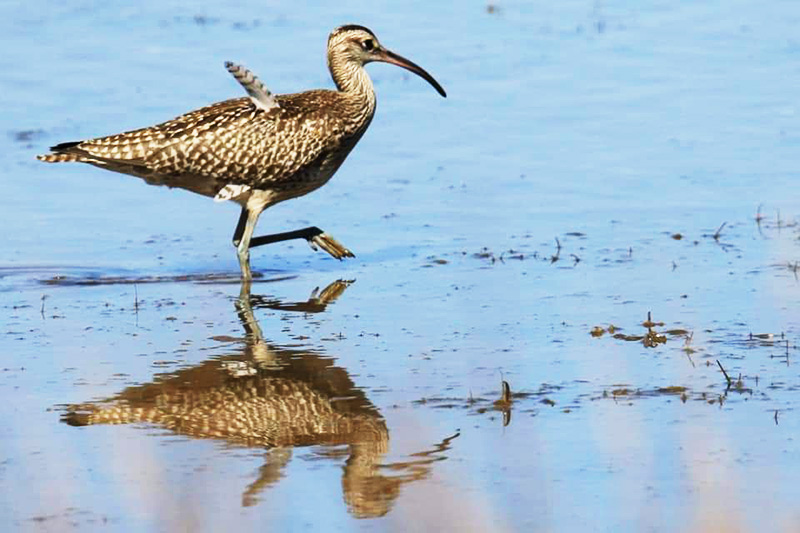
(377, 48), (447, 98)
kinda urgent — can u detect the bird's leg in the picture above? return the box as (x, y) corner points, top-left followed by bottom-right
(241, 448), (293, 507)
(232, 207), (249, 247)
(234, 206), (354, 263)
(232, 207), (262, 280)
(249, 227), (355, 260)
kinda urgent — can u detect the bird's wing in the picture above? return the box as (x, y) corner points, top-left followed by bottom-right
(225, 62), (280, 112)
(39, 91), (352, 200)
(42, 98), (254, 163)
(38, 98), (274, 198)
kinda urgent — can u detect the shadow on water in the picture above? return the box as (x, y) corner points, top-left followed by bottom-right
(59, 279), (458, 518)
(40, 270), (296, 286)
(0, 266), (301, 292)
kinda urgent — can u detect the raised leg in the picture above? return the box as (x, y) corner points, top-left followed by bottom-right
(232, 207), (249, 247)
(232, 208), (355, 279)
(250, 227), (354, 260)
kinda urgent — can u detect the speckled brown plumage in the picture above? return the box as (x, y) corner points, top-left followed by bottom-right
(37, 25), (446, 278)
(38, 92), (372, 202)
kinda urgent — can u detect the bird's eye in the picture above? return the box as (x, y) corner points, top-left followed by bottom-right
(361, 39), (375, 51)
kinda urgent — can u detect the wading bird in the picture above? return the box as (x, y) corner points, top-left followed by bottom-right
(37, 25), (446, 279)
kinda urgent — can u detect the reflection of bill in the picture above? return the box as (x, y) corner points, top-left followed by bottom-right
(62, 280), (458, 518)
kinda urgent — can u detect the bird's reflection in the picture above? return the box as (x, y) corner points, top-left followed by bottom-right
(62, 279), (457, 518)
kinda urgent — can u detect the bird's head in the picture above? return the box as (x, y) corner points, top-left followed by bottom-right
(328, 25), (446, 97)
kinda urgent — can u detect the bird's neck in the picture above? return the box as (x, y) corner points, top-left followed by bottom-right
(328, 57), (377, 116)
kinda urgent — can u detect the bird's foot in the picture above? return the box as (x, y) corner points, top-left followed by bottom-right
(307, 233), (355, 260)
(310, 279), (354, 304)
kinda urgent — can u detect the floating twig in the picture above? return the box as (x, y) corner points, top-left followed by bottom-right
(491, 380), (513, 426)
(713, 222), (726, 242)
(683, 333), (696, 367)
(716, 359), (732, 387)
(550, 237), (562, 263)
(493, 380), (513, 410)
(501, 380), (511, 403)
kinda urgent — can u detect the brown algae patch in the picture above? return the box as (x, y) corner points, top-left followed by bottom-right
(599, 382), (759, 406)
(413, 381), (563, 422)
(591, 312), (689, 348)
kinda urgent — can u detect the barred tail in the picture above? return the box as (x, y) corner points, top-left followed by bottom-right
(36, 141), (85, 163)
(37, 153), (82, 163)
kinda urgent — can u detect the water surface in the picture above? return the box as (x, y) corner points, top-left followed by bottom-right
(1, 1), (799, 531)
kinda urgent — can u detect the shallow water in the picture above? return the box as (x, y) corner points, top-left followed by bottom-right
(2, 1), (799, 531)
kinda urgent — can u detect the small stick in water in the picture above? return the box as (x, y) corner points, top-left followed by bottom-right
(494, 380), (513, 411)
(716, 359), (732, 387)
(713, 222), (726, 241)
